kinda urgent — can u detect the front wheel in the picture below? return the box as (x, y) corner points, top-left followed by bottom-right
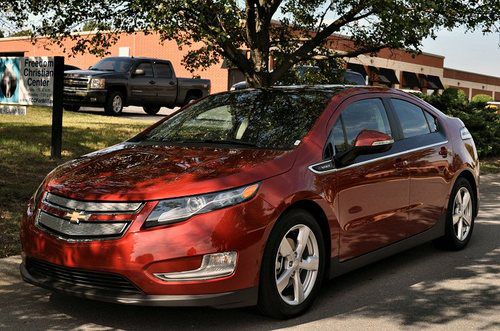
(104, 91), (124, 115)
(258, 209), (325, 319)
(143, 105), (161, 115)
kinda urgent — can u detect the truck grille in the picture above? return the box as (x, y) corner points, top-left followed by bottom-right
(26, 258), (142, 294)
(37, 192), (143, 241)
(64, 75), (89, 92)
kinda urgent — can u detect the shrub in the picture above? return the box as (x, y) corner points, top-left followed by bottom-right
(421, 88), (499, 158)
(471, 94), (493, 104)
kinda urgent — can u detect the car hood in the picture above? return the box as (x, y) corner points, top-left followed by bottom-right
(64, 70), (124, 78)
(45, 143), (295, 201)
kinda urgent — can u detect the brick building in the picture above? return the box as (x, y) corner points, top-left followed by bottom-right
(1, 31), (499, 100)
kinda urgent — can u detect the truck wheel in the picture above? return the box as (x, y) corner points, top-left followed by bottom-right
(184, 93), (200, 105)
(64, 105), (81, 112)
(143, 106), (161, 115)
(105, 91), (124, 115)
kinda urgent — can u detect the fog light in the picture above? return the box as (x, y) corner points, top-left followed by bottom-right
(153, 252), (237, 281)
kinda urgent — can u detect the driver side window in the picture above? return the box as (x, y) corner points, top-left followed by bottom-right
(331, 98), (392, 154)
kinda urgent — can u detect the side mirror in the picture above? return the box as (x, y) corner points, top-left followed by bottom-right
(133, 68), (145, 76)
(335, 130), (394, 168)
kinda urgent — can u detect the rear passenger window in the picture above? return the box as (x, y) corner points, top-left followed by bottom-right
(330, 98), (391, 154)
(155, 63), (173, 78)
(392, 99), (431, 138)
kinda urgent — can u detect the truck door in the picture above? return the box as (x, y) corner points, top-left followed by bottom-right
(153, 61), (177, 106)
(130, 61), (157, 103)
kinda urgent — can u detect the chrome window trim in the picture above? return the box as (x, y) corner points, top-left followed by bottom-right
(44, 193), (144, 214)
(309, 140), (449, 175)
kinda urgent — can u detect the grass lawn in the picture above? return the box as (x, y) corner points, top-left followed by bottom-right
(0, 107), (153, 257)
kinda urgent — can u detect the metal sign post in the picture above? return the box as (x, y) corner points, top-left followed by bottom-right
(51, 56), (64, 158)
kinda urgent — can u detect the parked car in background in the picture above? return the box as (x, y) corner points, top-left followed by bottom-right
(230, 68), (366, 90)
(21, 86), (479, 319)
(63, 57), (211, 115)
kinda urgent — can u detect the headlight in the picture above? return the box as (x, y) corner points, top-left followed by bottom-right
(144, 183), (260, 228)
(90, 78), (106, 89)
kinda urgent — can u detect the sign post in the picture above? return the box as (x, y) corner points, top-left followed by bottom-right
(0, 56), (65, 158)
(51, 57), (64, 158)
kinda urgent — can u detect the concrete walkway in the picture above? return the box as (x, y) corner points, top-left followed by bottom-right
(0, 175), (498, 330)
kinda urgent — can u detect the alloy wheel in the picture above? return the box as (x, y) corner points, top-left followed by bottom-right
(112, 95), (123, 113)
(452, 187), (473, 241)
(275, 224), (319, 306)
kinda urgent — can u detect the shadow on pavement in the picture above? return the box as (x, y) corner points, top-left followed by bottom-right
(0, 176), (498, 330)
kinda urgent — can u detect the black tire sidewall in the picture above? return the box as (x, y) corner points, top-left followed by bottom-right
(258, 209), (326, 319)
(143, 106), (161, 115)
(64, 105), (80, 112)
(105, 92), (123, 115)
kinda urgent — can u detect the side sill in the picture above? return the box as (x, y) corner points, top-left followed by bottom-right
(330, 213), (446, 278)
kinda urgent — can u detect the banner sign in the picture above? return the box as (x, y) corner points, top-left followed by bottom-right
(0, 56), (55, 108)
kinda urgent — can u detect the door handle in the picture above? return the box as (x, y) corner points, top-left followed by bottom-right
(439, 146), (448, 158)
(149, 80), (156, 85)
(168, 81), (175, 86)
(394, 159), (408, 169)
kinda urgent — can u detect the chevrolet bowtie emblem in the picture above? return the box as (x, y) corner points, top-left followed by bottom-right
(65, 211), (87, 224)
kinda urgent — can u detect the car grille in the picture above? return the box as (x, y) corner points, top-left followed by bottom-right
(26, 258), (142, 294)
(37, 211), (129, 240)
(64, 75), (89, 92)
(37, 192), (143, 241)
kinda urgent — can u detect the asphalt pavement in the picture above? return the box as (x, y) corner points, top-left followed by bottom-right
(0, 175), (498, 330)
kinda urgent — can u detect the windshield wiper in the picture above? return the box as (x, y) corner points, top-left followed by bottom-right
(168, 139), (260, 148)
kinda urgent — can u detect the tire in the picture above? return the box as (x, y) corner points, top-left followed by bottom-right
(184, 93), (200, 105)
(435, 177), (476, 250)
(258, 209), (325, 319)
(104, 91), (124, 115)
(64, 105), (80, 112)
(143, 105), (161, 115)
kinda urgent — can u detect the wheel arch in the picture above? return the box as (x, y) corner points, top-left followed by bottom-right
(276, 199), (332, 281)
(452, 168), (479, 217)
(107, 85), (128, 104)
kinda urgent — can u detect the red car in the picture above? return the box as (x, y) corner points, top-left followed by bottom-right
(20, 86), (479, 319)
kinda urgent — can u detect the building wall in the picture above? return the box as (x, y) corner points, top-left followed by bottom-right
(443, 68), (500, 100)
(0, 32), (229, 93)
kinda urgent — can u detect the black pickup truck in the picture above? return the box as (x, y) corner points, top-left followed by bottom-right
(63, 57), (211, 115)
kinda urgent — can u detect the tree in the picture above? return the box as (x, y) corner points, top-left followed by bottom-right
(7, 0), (500, 87)
(82, 21), (111, 32)
(10, 29), (31, 37)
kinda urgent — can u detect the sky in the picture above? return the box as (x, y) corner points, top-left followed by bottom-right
(421, 28), (500, 77)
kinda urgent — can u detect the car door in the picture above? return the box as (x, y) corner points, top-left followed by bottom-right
(130, 61), (157, 103)
(153, 61), (177, 105)
(388, 97), (452, 236)
(325, 96), (411, 261)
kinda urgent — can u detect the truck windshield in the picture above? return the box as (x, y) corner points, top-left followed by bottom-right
(135, 89), (337, 150)
(90, 58), (132, 73)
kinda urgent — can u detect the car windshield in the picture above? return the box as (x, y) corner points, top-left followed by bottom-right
(90, 58), (132, 73)
(135, 89), (337, 150)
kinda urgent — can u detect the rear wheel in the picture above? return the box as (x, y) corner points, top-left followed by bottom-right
(104, 91), (124, 115)
(64, 105), (80, 112)
(143, 105), (161, 115)
(258, 209), (325, 319)
(436, 177), (476, 250)
(184, 92), (201, 105)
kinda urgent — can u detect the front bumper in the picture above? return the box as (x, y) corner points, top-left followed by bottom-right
(64, 89), (107, 106)
(20, 262), (257, 308)
(20, 193), (276, 307)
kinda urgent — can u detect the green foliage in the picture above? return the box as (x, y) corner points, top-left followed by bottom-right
(471, 94), (493, 103)
(82, 21), (111, 32)
(10, 29), (31, 37)
(3, 0), (499, 87)
(422, 88), (500, 158)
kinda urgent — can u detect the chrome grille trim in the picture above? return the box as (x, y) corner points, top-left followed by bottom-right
(44, 193), (143, 213)
(37, 211), (129, 240)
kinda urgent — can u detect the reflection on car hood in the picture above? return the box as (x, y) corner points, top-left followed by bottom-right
(45, 143), (295, 201)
